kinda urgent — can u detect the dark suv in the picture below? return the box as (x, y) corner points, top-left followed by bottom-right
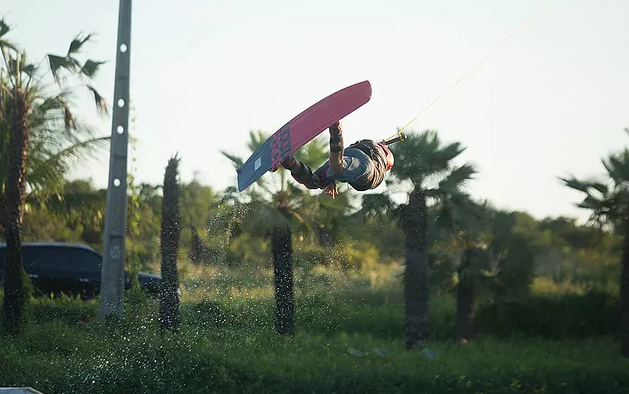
(0, 242), (165, 300)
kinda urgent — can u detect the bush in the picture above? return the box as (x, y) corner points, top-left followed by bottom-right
(293, 246), (330, 271)
(475, 290), (619, 338)
(336, 243), (382, 272)
(224, 234), (270, 268)
(293, 242), (387, 274)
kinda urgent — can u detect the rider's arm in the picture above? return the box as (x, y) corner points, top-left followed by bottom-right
(328, 122), (344, 174)
(281, 156), (333, 190)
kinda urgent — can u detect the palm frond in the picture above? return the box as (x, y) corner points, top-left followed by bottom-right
(67, 33), (93, 55)
(438, 163), (477, 193)
(576, 194), (605, 210)
(86, 84), (108, 116)
(20, 63), (35, 78)
(602, 150), (629, 186)
(436, 141), (467, 164)
(27, 92), (99, 153)
(6, 52), (35, 82)
(47, 54), (75, 85)
(0, 18), (10, 38)
(81, 60), (106, 79)
(589, 181), (609, 196)
(0, 18), (17, 52)
(288, 208), (311, 232)
(27, 136), (109, 198)
(253, 172), (276, 197)
(6, 52), (19, 81)
(29, 188), (105, 218)
(354, 193), (395, 221)
(432, 191), (474, 232)
(458, 247), (494, 278)
(559, 176), (593, 194)
(60, 98), (76, 129)
(240, 200), (290, 235)
(389, 129), (470, 188)
(247, 130), (268, 152)
(294, 135), (328, 169)
(220, 150), (244, 168)
(560, 172), (624, 230)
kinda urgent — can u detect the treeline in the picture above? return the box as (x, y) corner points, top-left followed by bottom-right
(18, 174), (622, 293)
(9, 166), (625, 347)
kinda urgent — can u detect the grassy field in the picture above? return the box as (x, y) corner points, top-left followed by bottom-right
(1, 262), (628, 393)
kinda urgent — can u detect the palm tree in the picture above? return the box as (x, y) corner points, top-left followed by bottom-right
(387, 129), (477, 350)
(560, 128), (629, 357)
(221, 130), (338, 336)
(442, 199), (537, 343)
(0, 29), (109, 234)
(0, 19), (108, 333)
(426, 196), (492, 343)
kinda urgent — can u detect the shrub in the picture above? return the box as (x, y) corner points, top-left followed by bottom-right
(474, 290), (619, 338)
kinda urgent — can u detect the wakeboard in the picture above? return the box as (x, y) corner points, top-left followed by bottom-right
(236, 80), (372, 192)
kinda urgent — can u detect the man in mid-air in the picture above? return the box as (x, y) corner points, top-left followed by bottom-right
(273, 120), (395, 198)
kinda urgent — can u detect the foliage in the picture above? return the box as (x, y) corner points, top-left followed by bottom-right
(0, 268), (628, 394)
(345, 194), (405, 261)
(292, 242), (391, 275)
(223, 232), (270, 268)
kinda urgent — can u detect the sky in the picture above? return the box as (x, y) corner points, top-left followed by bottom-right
(3, 0), (629, 222)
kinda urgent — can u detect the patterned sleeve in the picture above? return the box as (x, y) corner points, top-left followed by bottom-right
(313, 162), (335, 189)
(283, 157), (334, 190)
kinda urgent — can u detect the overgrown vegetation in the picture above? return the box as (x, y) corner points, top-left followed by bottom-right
(0, 266), (627, 394)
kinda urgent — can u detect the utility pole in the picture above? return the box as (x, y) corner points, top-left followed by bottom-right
(99, 0), (133, 321)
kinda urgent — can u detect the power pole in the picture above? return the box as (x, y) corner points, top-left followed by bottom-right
(99, 0), (133, 321)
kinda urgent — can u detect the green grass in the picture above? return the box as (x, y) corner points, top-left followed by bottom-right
(1, 263), (627, 393)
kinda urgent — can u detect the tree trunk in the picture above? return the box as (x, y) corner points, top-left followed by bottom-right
(271, 225), (295, 337)
(621, 217), (629, 357)
(0, 193), (7, 235)
(159, 156), (181, 333)
(189, 224), (205, 265)
(456, 274), (474, 343)
(400, 188), (430, 350)
(2, 91), (31, 335)
(456, 248), (480, 343)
